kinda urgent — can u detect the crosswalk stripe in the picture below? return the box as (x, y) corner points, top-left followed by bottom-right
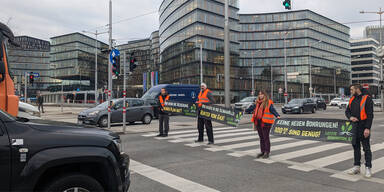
(256, 142), (348, 164)
(207, 137), (293, 152)
(155, 128), (248, 140)
(130, 160), (221, 192)
(214, 135), (258, 144)
(170, 131), (252, 143)
(228, 139), (319, 157)
(142, 127), (234, 137)
(289, 143), (384, 172)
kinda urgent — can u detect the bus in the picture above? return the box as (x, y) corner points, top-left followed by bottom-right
(0, 22), (18, 116)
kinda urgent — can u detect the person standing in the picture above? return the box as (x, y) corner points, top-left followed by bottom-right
(37, 92), (44, 113)
(345, 84), (374, 178)
(251, 90), (280, 159)
(156, 88), (170, 137)
(195, 83), (215, 144)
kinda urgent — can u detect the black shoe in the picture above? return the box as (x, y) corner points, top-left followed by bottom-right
(162, 134), (168, 137)
(155, 134), (163, 137)
(207, 142), (214, 145)
(256, 153), (265, 159)
(262, 153), (270, 159)
(195, 140), (203, 143)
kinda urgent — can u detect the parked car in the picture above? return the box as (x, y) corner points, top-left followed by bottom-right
(0, 109), (130, 192)
(78, 98), (154, 127)
(235, 96), (257, 113)
(142, 84), (200, 118)
(18, 101), (41, 120)
(282, 98), (316, 114)
(310, 97), (327, 110)
(338, 98), (350, 109)
(329, 98), (342, 106)
(373, 99), (382, 106)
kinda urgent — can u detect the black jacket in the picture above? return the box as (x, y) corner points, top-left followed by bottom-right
(157, 94), (169, 114)
(345, 93), (374, 130)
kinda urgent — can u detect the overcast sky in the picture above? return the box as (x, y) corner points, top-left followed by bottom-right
(0, 0), (382, 44)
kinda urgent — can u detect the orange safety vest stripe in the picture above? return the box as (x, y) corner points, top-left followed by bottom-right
(251, 100), (275, 124)
(348, 95), (368, 120)
(159, 95), (170, 107)
(197, 89), (210, 107)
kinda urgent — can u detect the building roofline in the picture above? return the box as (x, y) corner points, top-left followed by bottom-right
(50, 32), (108, 46)
(15, 35), (50, 44)
(350, 37), (379, 44)
(238, 9), (349, 29)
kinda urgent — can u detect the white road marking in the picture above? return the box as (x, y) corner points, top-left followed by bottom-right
(156, 128), (249, 140)
(170, 131), (252, 143)
(207, 137), (293, 152)
(130, 160), (221, 192)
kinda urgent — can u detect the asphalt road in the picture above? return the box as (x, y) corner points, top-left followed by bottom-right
(42, 105), (384, 192)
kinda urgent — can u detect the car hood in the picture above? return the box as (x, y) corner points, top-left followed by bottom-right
(80, 107), (106, 115)
(235, 102), (252, 105)
(284, 104), (301, 108)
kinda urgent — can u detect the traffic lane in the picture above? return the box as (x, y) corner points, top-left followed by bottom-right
(121, 133), (373, 192)
(128, 173), (179, 192)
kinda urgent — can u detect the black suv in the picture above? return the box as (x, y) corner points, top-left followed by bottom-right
(282, 98), (317, 114)
(310, 97), (327, 110)
(0, 109), (130, 192)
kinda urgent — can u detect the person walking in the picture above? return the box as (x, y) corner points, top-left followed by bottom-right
(37, 92), (44, 113)
(195, 83), (215, 144)
(156, 88), (170, 137)
(345, 84), (374, 178)
(251, 90), (280, 159)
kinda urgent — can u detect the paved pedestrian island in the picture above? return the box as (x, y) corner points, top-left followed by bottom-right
(142, 127), (384, 185)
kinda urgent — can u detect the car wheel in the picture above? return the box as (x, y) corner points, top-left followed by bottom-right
(142, 114), (152, 124)
(282, 111), (286, 114)
(323, 105), (327, 110)
(43, 174), (104, 192)
(129, 121), (135, 124)
(299, 108), (304, 114)
(312, 107), (316, 113)
(98, 116), (108, 127)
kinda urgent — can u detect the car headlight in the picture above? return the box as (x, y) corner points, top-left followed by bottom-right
(293, 106), (299, 109)
(88, 110), (100, 117)
(113, 138), (123, 153)
(282, 106), (285, 109)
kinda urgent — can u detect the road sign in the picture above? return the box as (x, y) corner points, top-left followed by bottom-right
(32, 72), (39, 77)
(278, 88), (283, 94)
(363, 83), (369, 89)
(284, 92), (288, 97)
(109, 49), (120, 64)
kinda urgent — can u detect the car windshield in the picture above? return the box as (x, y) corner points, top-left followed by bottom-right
(0, 109), (16, 121)
(332, 98), (341, 101)
(288, 99), (303, 104)
(240, 97), (257, 102)
(142, 90), (159, 99)
(95, 99), (118, 109)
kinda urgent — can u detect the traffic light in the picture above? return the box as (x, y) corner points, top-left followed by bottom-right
(112, 55), (120, 76)
(129, 53), (137, 72)
(29, 73), (34, 85)
(283, 0), (291, 10)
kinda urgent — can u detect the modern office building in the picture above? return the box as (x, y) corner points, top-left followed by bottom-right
(238, 10), (351, 100)
(50, 32), (109, 92)
(350, 38), (381, 97)
(364, 26), (384, 44)
(159, 0), (241, 102)
(117, 36), (160, 97)
(7, 36), (51, 97)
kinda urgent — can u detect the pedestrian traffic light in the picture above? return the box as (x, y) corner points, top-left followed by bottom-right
(129, 54), (137, 72)
(283, 0), (291, 10)
(29, 73), (34, 85)
(112, 55), (120, 76)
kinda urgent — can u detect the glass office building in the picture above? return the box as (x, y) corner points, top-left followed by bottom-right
(239, 10), (351, 100)
(364, 26), (384, 44)
(50, 33), (109, 92)
(159, 0), (241, 102)
(7, 36), (51, 97)
(351, 38), (381, 97)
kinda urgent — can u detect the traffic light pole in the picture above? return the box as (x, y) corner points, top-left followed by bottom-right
(107, 0), (112, 129)
(123, 51), (127, 133)
(224, 0), (230, 108)
(24, 72), (27, 103)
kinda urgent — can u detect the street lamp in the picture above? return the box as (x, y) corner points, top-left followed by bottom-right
(83, 30), (108, 105)
(244, 50), (261, 96)
(283, 30), (291, 104)
(308, 40), (322, 97)
(360, 8), (384, 111)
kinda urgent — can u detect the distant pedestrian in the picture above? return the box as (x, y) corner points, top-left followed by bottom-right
(37, 93), (44, 113)
(156, 88), (170, 137)
(195, 83), (215, 145)
(345, 84), (374, 178)
(251, 90), (280, 159)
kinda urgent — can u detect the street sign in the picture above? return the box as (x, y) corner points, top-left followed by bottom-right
(377, 46), (384, 57)
(32, 72), (39, 77)
(363, 83), (369, 89)
(287, 72), (299, 76)
(278, 88), (283, 94)
(284, 92), (288, 97)
(109, 49), (120, 64)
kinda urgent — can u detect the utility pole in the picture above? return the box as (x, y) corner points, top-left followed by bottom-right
(251, 52), (254, 96)
(200, 43), (203, 84)
(360, 8), (384, 111)
(308, 40), (322, 97)
(224, 0), (230, 107)
(24, 72), (27, 103)
(61, 80), (63, 112)
(108, 0), (113, 129)
(284, 33), (288, 104)
(271, 65), (273, 99)
(123, 51), (127, 133)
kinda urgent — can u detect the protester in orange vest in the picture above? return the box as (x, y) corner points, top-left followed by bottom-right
(156, 88), (170, 137)
(345, 84), (374, 178)
(195, 83), (215, 144)
(251, 90), (280, 159)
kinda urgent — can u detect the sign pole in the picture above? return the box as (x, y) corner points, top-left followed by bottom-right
(107, 0), (112, 129)
(123, 51), (127, 133)
(24, 72), (27, 103)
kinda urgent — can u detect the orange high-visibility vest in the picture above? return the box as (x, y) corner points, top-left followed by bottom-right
(159, 95), (170, 107)
(197, 89), (211, 107)
(348, 95), (368, 120)
(251, 99), (275, 124)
